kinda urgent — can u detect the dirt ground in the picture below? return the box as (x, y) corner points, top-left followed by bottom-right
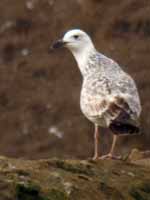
(0, 0), (149, 159)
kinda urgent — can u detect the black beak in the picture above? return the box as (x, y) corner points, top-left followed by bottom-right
(48, 39), (66, 53)
(52, 39), (65, 49)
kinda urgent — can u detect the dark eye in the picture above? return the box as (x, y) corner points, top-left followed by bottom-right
(73, 35), (79, 39)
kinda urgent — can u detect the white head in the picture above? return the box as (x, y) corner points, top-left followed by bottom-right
(52, 29), (96, 75)
(62, 29), (94, 52)
(52, 29), (95, 56)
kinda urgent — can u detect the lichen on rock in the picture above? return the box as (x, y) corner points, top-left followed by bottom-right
(0, 155), (150, 200)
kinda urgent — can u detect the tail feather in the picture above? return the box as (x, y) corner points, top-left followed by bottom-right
(109, 121), (141, 135)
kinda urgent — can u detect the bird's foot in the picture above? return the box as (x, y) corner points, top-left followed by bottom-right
(92, 154), (99, 161)
(99, 153), (113, 160)
(99, 153), (121, 160)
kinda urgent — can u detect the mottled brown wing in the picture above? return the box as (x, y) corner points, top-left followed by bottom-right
(107, 97), (140, 134)
(86, 96), (130, 119)
(107, 96), (132, 122)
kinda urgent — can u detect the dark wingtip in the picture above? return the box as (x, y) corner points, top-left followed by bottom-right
(109, 122), (141, 135)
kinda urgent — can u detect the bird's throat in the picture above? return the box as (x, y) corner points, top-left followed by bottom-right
(71, 46), (96, 77)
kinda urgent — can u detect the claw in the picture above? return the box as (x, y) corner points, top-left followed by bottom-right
(99, 154), (122, 160)
(99, 153), (112, 160)
(92, 155), (99, 161)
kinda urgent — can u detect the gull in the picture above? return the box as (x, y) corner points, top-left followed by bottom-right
(52, 29), (142, 160)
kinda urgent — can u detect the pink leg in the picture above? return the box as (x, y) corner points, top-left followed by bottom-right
(99, 135), (120, 160)
(110, 134), (118, 155)
(92, 125), (99, 160)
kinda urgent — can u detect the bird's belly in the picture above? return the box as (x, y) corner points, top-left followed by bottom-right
(80, 94), (107, 127)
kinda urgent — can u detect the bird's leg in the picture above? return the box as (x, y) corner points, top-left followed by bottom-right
(92, 124), (99, 160)
(109, 134), (118, 156)
(99, 134), (120, 160)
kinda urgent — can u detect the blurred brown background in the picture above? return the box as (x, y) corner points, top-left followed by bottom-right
(0, 0), (149, 159)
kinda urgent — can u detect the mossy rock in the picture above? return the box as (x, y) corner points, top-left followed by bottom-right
(130, 181), (150, 200)
(16, 184), (49, 200)
(0, 157), (149, 200)
(48, 189), (68, 200)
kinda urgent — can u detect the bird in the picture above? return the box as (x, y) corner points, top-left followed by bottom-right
(52, 29), (142, 160)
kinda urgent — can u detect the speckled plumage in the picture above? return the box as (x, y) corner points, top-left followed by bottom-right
(53, 29), (142, 159)
(80, 51), (141, 131)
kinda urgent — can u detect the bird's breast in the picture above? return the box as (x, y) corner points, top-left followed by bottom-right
(80, 84), (108, 126)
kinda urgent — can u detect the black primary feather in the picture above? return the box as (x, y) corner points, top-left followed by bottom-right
(109, 121), (141, 135)
(108, 97), (141, 135)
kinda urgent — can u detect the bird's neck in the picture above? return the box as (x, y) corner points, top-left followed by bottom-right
(71, 45), (97, 77)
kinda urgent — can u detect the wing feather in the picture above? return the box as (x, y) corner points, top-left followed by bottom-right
(88, 96), (139, 127)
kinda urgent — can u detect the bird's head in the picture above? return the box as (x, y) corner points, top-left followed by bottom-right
(52, 29), (94, 53)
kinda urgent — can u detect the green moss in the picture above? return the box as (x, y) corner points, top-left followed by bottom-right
(16, 184), (68, 200)
(48, 189), (68, 200)
(140, 182), (150, 194)
(130, 182), (150, 200)
(130, 189), (148, 200)
(15, 169), (30, 176)
(16, 184), (49, 200)
(99, 182), (124, 200)
(55, 160), (93, 176)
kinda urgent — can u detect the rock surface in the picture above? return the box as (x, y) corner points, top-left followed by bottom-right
(0, 154), (150, 200)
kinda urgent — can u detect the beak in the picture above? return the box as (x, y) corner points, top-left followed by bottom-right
(48, 39), (66, 53)
(52, 39), (66, 49)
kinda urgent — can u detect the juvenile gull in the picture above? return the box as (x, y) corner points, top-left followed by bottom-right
(52, 29), (142, 160)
